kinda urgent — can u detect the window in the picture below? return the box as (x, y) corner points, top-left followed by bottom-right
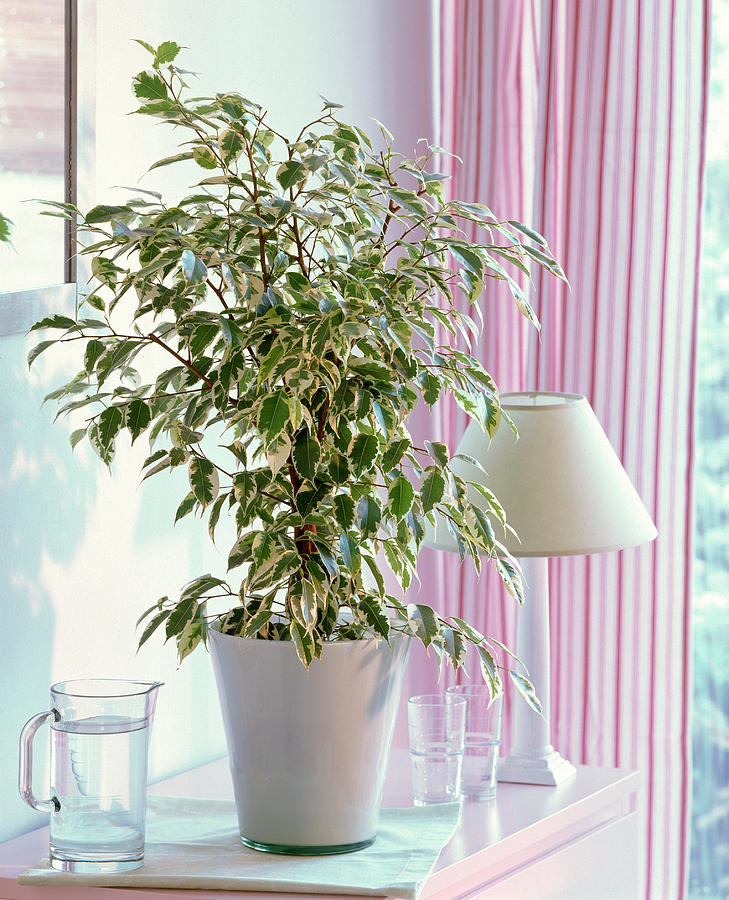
(691, 0), (729, 896)
(0, 0), (91, 335)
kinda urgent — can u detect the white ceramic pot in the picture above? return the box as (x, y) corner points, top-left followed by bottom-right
(208, 627), (410, 854)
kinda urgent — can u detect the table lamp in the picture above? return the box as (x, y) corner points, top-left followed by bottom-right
(429, 392), (657, 785)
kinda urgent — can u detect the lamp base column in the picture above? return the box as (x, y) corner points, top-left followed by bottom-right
(498, 750), (576, 786)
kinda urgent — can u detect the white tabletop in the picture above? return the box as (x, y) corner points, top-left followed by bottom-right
(0, 749), (641, 900)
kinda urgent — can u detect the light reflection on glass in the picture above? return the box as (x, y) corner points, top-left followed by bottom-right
(0, 0), (66, 292)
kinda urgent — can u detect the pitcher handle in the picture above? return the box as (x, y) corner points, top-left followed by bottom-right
(19, 710), (60, 813)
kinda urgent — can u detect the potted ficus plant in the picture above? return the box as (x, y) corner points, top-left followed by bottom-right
(30, 40), (564, 854)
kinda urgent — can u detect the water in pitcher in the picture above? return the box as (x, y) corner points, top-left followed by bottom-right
(50, 715), (149, 864)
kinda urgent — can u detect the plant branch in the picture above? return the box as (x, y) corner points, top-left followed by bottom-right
(147, 332), (214, 390)
(207, 278), (230, 309)
(316, 394), (330, 442)
(288, 457), (318, 561)
(290, 215), (309, 278)
(243, 117), (272, 291)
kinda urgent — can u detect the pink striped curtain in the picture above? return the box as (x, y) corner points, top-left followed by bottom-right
(402, 0), (540, 731)
(409, 2), (709, 898)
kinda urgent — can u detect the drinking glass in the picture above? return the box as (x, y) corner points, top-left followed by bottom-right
(19, 679), (161, 872)
(408, 693), (466, 805)
(447, 684), (503, 800)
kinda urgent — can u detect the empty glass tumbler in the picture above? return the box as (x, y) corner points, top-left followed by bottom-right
(19, 679), (161, 872)
(408, 693), (466, 805)
(447, 684), (503, 800)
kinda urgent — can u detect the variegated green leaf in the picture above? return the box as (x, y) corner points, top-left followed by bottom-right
(233, 471), (257, 512)
(165, 597), (198, 641)
(329, 454), (349, 484)
(381, 438), (410, 472)
(277, 160), (306, 190)
(243, 607), (276, 639)
(407, 603), (439, 648)
(290, 621), (316, 667)
(362, 553), (386, 596)
(207, 492), (227, 543)
(138, 608), (169, 649)
(293, 431), (321, 481)
(258, 389), (291, 445)
(510, 671), (542, 715)
(333, 494), (355, 531)
(189, 456), (219, 508)
(181, 249), (207, 284)
(27, 340), (56, 368)
(359, 596), (390, 639)
(339, 532), (361, 573)
(84, 339), (105, 373)
(133, 70), (168, 102)
(477, 645), (501, 697)
(193, 146), (217, 169)
(350, 433), (378, 475)
(177, 618), (204, 662)
(425, 440), (449, 468)
(175, 491), (197, 523)
(126, 398), (151, 443)
(388, 474), (414, 519)
(292, 579), (318, 630)
(98, 406), (123, 450)
(420, 468), (445, 513)
(218, 127), (244, 164)
(441, 626), (468, 671)
(495, 555), (523, 604)
(252, 531), (276, 569)
(355, 495), (381, 537)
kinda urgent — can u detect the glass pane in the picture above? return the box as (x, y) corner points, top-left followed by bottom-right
(0, 0), (67, 292)
(691, 0), (729, 896)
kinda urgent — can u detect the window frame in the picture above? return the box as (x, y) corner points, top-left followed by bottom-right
(0, 0), (95, 337)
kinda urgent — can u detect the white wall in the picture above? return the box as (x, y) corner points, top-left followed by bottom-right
(0, 0), (434, 841)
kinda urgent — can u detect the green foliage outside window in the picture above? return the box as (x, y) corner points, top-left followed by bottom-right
(691, 1), (729, 896)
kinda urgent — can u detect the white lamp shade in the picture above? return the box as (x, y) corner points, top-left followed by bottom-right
(441, 392), (657, 557)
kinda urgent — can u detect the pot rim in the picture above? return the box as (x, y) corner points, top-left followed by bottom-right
(208, 621), (410, 649)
